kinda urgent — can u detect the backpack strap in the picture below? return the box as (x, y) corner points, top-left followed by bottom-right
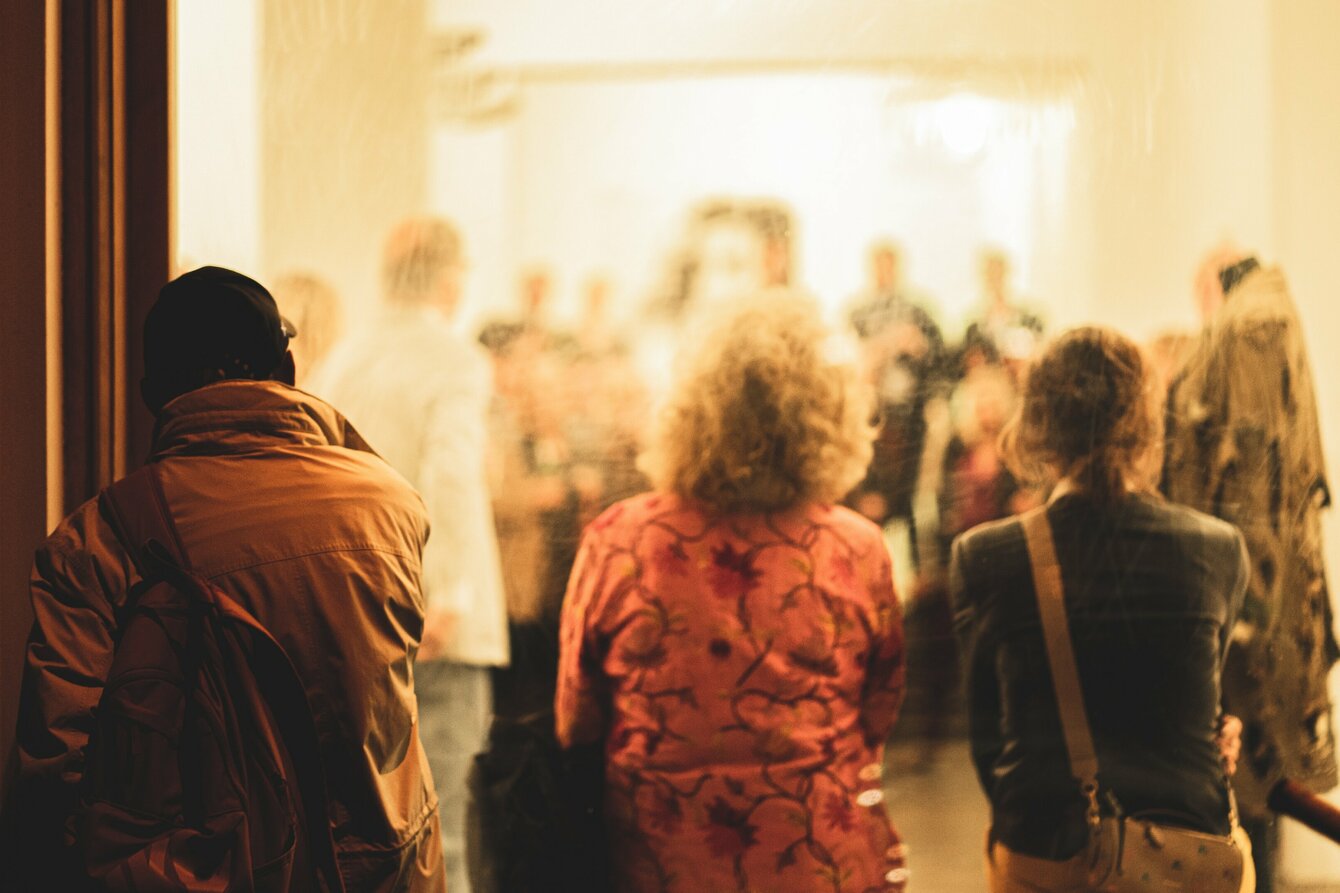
(1020, 506), (1102, 829)
(100, 464), (211, 829)
(99, 464), (348, 893)
(213, 595), (349, 893)
(99, 464), (191, 576)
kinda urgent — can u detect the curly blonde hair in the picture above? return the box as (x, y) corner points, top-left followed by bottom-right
(1001, 326), (1164, 502)
(641, 292), (874, 512)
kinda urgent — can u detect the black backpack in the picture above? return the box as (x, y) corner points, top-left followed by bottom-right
(75, 463), (346, 892)
(465, 709), (610, 893)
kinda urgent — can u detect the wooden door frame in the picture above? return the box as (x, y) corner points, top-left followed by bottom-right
(58, 0), (171, 510)
(0, 0), (171, 807)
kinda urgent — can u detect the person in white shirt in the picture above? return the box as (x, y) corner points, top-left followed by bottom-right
(310, 216), (508, 893)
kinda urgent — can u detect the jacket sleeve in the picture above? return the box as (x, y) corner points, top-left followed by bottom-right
(949, 534), (1004, 798)
(859, 545), (906, 746)
(9, 500), (130, 872)
(555, 527), (612, 748)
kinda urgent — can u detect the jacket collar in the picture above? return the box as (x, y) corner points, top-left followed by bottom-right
(149, 380), (378, 460)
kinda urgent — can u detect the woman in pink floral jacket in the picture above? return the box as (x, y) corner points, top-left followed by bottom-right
(556, 293), (908, 892)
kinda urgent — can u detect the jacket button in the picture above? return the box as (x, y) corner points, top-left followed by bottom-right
(857, 789), (884, 807)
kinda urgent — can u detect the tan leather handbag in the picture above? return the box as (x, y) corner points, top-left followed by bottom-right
(989, 507), (1253, 893)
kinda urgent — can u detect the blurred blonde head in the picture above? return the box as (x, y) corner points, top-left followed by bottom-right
(641, 291), (874, 512)
(381, 216), (464, 310)
(1001, 326), (1164, 502)
(270, 272), (344, 384)
(980, 247), (1010, 297)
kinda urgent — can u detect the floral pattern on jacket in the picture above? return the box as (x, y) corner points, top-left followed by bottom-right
(556, 493), (908, 892)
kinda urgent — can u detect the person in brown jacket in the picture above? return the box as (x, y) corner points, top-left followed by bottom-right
(8, 267), (447, 892)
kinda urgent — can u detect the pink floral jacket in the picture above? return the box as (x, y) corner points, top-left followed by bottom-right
(556, 493), (908, 892)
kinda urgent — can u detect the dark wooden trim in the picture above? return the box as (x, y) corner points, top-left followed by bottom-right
(57, 0), (100, 509)
(0, 0), (53, 810)
(57, 0), (170, 512)
(0, 0), (170, 818)
(122, 0), (171, 469)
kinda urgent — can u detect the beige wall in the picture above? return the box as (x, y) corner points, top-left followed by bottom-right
(1072, 0), (1274, 336)
(259, 0), (431, 318)
(176, 0), (261, 273)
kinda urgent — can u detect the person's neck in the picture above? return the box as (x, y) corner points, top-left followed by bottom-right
(1050, 471), (1140, 503)
(1050, 475), (1082, 502)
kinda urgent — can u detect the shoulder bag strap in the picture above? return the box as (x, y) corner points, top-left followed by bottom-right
(1020, 506), (1102, 827)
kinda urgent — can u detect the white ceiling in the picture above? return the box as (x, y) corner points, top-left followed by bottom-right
(431, 0), (1105, 71)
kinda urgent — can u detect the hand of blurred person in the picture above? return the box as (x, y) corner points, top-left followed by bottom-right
(889, 321), (929, 359)
(1217, 714), (1243, 776)
(530, 475), (568, 511)
(418, 606), (458, 662)
(570, 464), (605, 504)
(854, 491), (887, 524)
(862, 322), (930, 378)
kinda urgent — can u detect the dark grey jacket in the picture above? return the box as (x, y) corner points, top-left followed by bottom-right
(951, 491), (1248, 860)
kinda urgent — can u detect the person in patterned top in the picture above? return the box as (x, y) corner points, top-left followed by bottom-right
(556, 291), (908, 892)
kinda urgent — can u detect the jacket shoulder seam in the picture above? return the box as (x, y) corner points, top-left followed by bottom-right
(202, 543), (417, 578)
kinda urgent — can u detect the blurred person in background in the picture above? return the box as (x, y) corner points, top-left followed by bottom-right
(955, 326), (1252, 892)
(645, 199), (794, 324)
(311, 216), (508, 893)
(1164, 248), (1337, 892)
(480, 274), (650, 721)
(637, 198), (797, 415)
(898, 363), (1030, 773)
(686, 200), (794, 309)
(960, 248), (1045, 380)
(937, 363), (1036, 549)
(271, 271), (345, 386)
(517, 265), (556, 335)
(478, 321), (558, 627)
(845, 241), (949, 561)
(478, 320), (568, 719)
(566, 275), (650, 515)
(575, 273), (629, 360)
(556, 292), (908, 892)
(1145, 329), (1196, 393)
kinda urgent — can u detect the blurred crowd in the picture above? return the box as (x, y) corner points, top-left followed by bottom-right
(13, 189), (1326, 893)
(268, 200), (1265, 890)
(277, 206), (1062, 743)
